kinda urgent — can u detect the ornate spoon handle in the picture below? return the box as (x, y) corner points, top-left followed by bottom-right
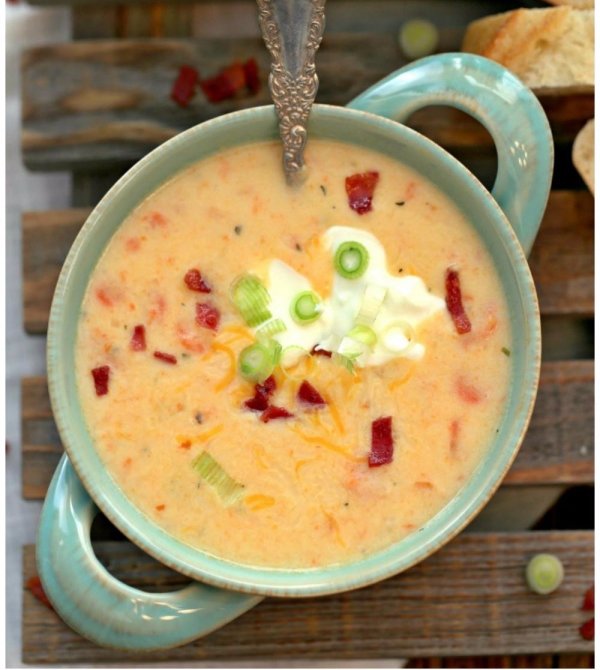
(257, 0), (326, 185)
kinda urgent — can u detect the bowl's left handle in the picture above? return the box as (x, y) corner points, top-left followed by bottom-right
(36, 455), (261, 651)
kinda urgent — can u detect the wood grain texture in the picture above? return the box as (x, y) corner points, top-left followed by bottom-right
(22, 531), (594, 663)
(22, 191), (594, 334)
(21, 39), (593, 172)
(20, 360), (593, 500)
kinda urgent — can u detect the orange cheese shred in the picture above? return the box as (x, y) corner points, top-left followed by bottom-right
(212, 342), (237, 391)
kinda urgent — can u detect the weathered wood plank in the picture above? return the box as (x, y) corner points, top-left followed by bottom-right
(21, 39), (593, 172)
(22, 191), (593, 334)
(20, 360), (594, 500)
(22, 531), (594, 662)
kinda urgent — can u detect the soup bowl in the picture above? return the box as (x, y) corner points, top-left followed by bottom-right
(38, 53), (550, 650)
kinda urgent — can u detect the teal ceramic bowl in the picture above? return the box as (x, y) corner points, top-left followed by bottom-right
(39, 54), (551, 651)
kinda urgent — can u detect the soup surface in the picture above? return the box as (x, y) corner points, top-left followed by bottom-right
(76, 140), (512, 568)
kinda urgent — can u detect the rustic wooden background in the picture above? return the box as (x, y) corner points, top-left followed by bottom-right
(19, 0), (594, 666)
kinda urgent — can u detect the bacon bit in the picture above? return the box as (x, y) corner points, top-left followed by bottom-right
(445, 268), (472, 334)
(26, 576), (53, 611)
(179, 440), (192, 450)
(243, 58), (260, 94)
(171, 65), (200, 108)
(345, 171), (380, 215)
(95, 287), (114, 307)
(125, 237), (141, 252)
(260, 405), (294, 423)
(184, 268), (212, 293)
(298, 380), (326, 406)
(130, 325), (146, 351)
(155, 504), (166, 511)
(244, 375), (276, 412)
(196, 302), (220, 331)
(456, 378), (483, 404)
(580, 618), (594, 641)
(449, 419), (460, 452)
(91, 366), (110, 396)
(582, 586), (595, 611)
(153, 351), (177, 365)
(200, 61), (246, 103)
(310, 345), (332, 358)
(368, 416), (394, 467)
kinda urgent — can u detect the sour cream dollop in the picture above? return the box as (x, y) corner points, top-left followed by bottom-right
(258, 226), (444, 367)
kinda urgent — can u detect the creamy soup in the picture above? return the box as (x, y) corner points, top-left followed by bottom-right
(76, 140), (511, 568)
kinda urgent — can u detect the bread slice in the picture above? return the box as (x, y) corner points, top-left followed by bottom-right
(544, 0), (594, 9)
(462, 7), (594, 93)
(573, 119), (594, 194)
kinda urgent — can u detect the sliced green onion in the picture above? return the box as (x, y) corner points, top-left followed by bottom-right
(380, 321), (415, 354)
(238, 340), (280, 383)
(526, 554), (564, 595)
(334, 241), (369, 279)
(348, 324), (377, 348)
(399, 19), (439, 60)
(256, 318), (287, 339)
(332, 351), (359, 375)
(290, 290), (322, 324)
(192, 451), (245, 504)
(230, 274), (272, 327)
(356, 284), (387, 325)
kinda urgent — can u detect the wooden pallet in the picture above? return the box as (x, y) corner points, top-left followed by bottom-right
(19, 0), (594, 666)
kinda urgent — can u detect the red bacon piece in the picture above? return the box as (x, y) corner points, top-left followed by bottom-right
(26, 576), (54, 611)
(582, 586), (595, 611)
(445, 268), (472, 335)
(91, 366), (110, 396)
(243, 58), (261, 94)
(130, 325), (146, 351)
(195, 302), (220, 331)
(345, 171), (380, 215)
(368, 416), (394, 467)
(310, 345), (332, 358)
(580, 618), (594, 641)
(153, 351), (177, 365)
(260, 405), (294, 423)
(171, 65), (200, 108)
(184, 268), (212, 293)
(298, 380), (326, 406)
(244, 375), (277, 412)
(200, 62), (246, 103)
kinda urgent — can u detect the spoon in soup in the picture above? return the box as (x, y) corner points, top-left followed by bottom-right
(257, 0), (326, 186)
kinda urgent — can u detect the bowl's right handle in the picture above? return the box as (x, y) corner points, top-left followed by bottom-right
(36, 455), (261, 651)
(347, 53), (553, 256)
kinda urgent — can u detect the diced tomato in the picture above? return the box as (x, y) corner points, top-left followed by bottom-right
(583, 586), (595, 611)
(171, 65), (200, 108)
(456, 378), (483, 404)
(184, 268), (212, 293)
(260, 405), (294, 423)
(368, 416), (394, 467)
(153, 351), (177, 365)
(310, 345), (332, 358)
(130, 325), (146, 351)
(580, 618), (594, 641)
(445, 268), (472, 335)
(298, 380), (326, 406)
(345, 171), (380, 215)
(91, 366), (110, 396)
(243, 58), (260, 94)
(196, 302), (220, 331)
(200, 62), (246, 103)
(25, 576), (54, 611)
(244, 375), (276, 412)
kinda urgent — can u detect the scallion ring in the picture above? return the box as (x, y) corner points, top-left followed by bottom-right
(525, 554), (564, 595)
(380, 321), (415, 354)
(334, 241), (369, 279)
(348, 324), (377, 348)
(290, 290), (322, 324)
(238, 340), (280, 383)
(356, 284), (387, 325)
(256, 318), (286, 339)
(192, 451), (245, 504)
(230, 274), (272, 327)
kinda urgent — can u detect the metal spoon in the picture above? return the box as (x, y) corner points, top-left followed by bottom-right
(257, 0), (326, 186)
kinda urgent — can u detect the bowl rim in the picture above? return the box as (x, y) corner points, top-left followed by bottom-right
(46, 103), (541, 597)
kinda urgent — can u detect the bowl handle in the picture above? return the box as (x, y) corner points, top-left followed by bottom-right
(36, 455), (262, 651)
(347, 53), (553, 256)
